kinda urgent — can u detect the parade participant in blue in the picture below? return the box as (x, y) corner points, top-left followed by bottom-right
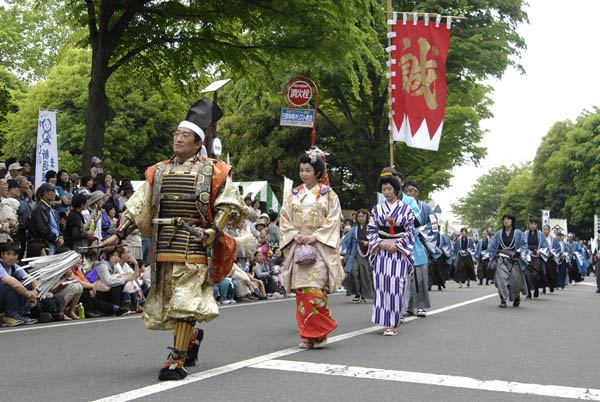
(578, 240), (591, 276)
(452, 228), (477, 288)
(488, 213), (529, 308)
(566, 233), (585, 284)
(368, 169), (415, 336)
(523, 217), (549, 299)
(429, 221), (452, 291)
(340, 208), (373, 303)
(404, 181), (432, 317)
(542, 224), (561, 293)
(475, 231), (493, 286)
(556, 232), (571, 289)
(101, 99), (247, 381)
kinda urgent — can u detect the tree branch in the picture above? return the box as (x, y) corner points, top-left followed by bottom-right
(317, 108), (339, 132)
(332, 84), (354, 126)
(85, 0), (98, 47)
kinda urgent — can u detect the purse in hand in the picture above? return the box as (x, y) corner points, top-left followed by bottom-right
(294, 244), (317, 266)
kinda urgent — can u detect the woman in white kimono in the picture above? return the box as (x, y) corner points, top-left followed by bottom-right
(280, 149), (344, 349)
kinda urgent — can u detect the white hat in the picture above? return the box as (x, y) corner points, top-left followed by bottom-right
(0, 163), (6, 170)
(8, 162), (22, 170)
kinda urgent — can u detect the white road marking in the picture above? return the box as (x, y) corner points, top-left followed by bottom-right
(92, 293), (497, 402)
(251, 359), (600, 401)
(580, 282), (595, 287)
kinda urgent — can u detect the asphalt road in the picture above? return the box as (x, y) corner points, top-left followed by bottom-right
(1, 276), (598, 402)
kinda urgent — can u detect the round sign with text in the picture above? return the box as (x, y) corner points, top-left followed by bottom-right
(287, 80), (312, 107)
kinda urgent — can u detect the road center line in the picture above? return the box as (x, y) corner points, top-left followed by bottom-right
(92, 292), (496, 402)
(250, 359), (600, 401)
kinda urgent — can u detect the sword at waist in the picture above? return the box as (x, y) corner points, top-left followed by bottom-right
(152, 217), (207, 240)
(152, 217), (203, 225)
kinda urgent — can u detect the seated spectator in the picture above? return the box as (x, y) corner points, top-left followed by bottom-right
(70, 240), (128, 317)
(247, 261), (267, 300)
(95, 247), (139, 309)
(230, 262), (259, 302)
(216, 273), (238, 305)
(47, 246), (84, 320)
(115, 246), (144, 312)
(253, 251), (281, 297)
(271, 256), (287, 296)
(0, 241), (38, 326)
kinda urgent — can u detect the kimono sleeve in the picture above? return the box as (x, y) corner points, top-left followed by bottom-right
(279, 191), (300, 250)
(312, 190), (341, 249)
(123, 180), (153, 237)
(367, 206), (382, 248)
(394, 205), (415, 256)
(537, 232), (550, 261)
(487, 232), (500, 264)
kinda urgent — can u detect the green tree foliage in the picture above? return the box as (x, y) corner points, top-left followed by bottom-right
(0, 1), (71, 81)
(219, 0), (527, 208)
(451, 165), (525, 230)
(1, 48), (187, 178)
(51, 0), (370, 174)
(497, 165), (533, 230)
(528, 109), (600, 238)
(0, 67), (24, 146)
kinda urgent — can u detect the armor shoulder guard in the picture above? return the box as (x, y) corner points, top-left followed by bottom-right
(144, 159), (171, 187)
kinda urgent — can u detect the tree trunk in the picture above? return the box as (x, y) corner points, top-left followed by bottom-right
(82, 51), (110, 176)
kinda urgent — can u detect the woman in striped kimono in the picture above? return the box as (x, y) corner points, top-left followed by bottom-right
(367, 171), (415, 336)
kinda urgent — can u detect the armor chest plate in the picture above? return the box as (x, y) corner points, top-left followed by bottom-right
(154, 166), (212, 264)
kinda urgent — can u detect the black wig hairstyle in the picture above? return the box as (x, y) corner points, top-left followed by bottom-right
(297, 153), (325, 180)
(460, 227), (468, 234)
(377, 167), (402, 194)
(502, 213), (516, 229)
(528, 216), (539, 224)
(356, 208), (370, 220)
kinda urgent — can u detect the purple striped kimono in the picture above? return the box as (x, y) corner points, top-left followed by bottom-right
(367, 199), (415, 328)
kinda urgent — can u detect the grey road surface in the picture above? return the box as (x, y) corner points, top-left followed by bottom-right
(1, 277), (598, 402)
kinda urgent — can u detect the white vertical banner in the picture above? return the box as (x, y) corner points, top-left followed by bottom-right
(472, 228), (480, 241)
(35, 110), (59, 190)
(283, 176), (293, 202)
(594, 214), (599, 254)
(541, 210), (550, 227)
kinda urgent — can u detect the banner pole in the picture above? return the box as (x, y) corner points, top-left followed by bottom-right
(386, 0), (394, 168)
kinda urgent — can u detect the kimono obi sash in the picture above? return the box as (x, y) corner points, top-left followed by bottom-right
(378, 225), (405, 239)
(156, 171), (207, 264)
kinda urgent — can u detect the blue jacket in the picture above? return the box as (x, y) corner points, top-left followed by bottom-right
(417, 200), (443, 260)
(475, 238), (490, 260)
(453, 236), (476, 260)
(340, 225), (368, 274)
(524, 229), (550, 262)
(488, 229), (529, 271)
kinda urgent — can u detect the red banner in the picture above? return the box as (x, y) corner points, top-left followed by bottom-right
(389, 19), (450, 151)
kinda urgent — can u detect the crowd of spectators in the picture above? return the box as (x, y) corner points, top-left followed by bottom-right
(0, 156), (292, 327)
(0, 156), (147, 326)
